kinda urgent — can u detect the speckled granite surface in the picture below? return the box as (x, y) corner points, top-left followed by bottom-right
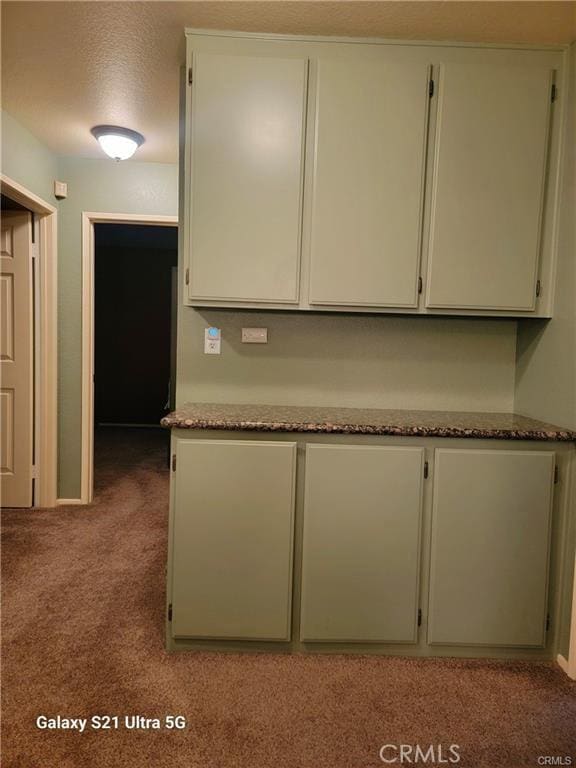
(161, 403), (576, 442)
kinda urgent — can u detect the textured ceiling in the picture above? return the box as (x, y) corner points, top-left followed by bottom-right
(2, 1), (575, 164)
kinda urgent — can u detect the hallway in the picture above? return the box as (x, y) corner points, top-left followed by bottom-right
(2, 429), (575, 768)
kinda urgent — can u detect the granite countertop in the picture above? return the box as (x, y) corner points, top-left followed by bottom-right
(161, 403), (576, 442)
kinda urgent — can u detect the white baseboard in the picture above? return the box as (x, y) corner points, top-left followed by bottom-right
(57, 498), (86, 506)
(556, 654), (575, 680)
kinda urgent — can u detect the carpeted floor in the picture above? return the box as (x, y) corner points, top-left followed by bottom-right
(2, 427), (575, 768)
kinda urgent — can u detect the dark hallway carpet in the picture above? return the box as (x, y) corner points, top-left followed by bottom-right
(2, 427), (575, 768)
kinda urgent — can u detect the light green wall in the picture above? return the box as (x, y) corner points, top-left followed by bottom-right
(1, 109), (58, 205)
(57, 157), (178, 497)
(515, 44), (576, 663)
(176, 310), (517, 413)
(515, 44), (576, 432)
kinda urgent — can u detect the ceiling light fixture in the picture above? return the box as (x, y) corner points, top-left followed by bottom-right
(90, 125), (145, 161)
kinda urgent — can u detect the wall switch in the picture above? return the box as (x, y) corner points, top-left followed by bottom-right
(241, 327), (268, 344)
(204, 327), (221, 354)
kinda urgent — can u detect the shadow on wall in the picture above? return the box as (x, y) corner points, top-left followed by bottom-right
(516, 318), (549, 362)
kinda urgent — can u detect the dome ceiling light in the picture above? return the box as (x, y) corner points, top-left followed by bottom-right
(90, 125), (145, 160)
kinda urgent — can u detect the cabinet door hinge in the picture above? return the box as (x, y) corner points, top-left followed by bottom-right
(536, 279), (542, 298)
(185, 267), (190, 286)
(554, 465), (559, 484)
(428, 79), (434, 98)
(188, 67), (193, 85)
(171, 454), (176, 472)
(546, 613), (551, 632)
(168, 603), (173, 621)
(424, 461), (429, 479)
(418, 609), (422, 627)
(551, 83), (557, 103)
(418, 276), (423, 295)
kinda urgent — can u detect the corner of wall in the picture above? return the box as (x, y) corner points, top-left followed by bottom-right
(514, 42), (576, 430)
(1, 109), (59, 205)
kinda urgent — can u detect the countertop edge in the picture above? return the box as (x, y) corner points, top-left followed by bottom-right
(160, 417), (576, 442)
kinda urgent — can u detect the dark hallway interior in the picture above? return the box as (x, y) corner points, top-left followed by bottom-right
(94, 223), (178, 427)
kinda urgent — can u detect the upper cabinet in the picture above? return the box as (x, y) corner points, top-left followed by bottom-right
(308, 56), (430, 308)
(183, 33), (564, 317)
(186, 51), (307, 304)
(425, 63), (554, 312)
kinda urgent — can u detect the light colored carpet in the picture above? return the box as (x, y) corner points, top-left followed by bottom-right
(2, 427), (575, 767)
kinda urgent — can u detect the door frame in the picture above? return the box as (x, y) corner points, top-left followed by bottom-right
(80, 212), (178, 504)
(1, 174), (58, 507)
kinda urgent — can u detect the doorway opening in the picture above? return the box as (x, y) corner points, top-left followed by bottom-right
(93, 222), (178, 494)
(95, 224), (177, 425)
(81, 213), (178, 504)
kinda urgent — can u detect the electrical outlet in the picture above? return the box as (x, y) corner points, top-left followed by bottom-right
(241, 327), (268, 344)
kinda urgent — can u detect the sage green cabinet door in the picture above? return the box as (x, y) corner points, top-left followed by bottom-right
(188, 52), (307, 303)
(309, 57), (430, 307)
(171, 440), (296, 640)
(428, 449), (555, 647)
(300, 445), (424, 642)
(426, 63), (553, 311)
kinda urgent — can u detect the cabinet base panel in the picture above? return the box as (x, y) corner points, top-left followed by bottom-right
(168, 633), (555, 661)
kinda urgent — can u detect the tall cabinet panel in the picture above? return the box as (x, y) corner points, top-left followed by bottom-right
(300, 445), (424, 642)
(428, 449), (555, 647)
(309, 57), (431, 307)
(425, 63), (553, 311)
(171, 439), (296, 640)
(187, 52), (307, 303)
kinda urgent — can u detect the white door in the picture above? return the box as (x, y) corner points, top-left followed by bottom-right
(309, 56), (431, 308)
(425, 62), (553, 311)
(1, 211), (34, 507)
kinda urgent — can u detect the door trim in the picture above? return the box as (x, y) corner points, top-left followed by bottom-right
(80, 212), (178, 504)
(1, 174), (58, 507)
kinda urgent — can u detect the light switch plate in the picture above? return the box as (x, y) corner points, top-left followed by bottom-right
(241, 327), (268, 344)
(204, 327), (221, 354)
(53, 180), (68, 200)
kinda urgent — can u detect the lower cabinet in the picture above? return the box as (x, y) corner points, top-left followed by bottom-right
(170, 439), (296, 640)
(428, 449), (555, 647)
(300, 445), (424, 642)
(168, 437), (560, 656)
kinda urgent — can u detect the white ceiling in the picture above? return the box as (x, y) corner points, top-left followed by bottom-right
(2, 1), (576, 164)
